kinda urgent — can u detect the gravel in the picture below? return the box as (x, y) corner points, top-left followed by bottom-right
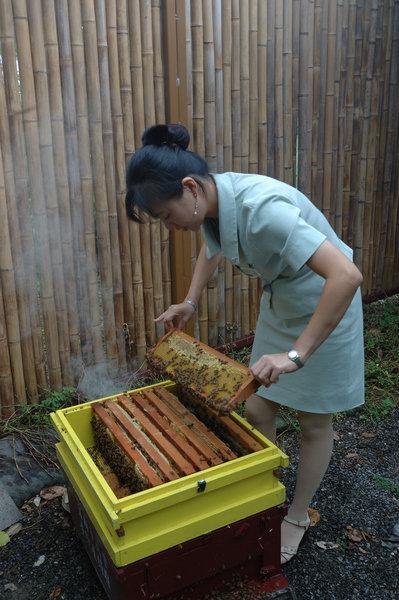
(1, 408), (398, 600)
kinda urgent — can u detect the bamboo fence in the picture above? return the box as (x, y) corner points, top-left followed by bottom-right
(0, 0), (398, 416)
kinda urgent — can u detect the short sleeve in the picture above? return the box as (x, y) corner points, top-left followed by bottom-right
(202, 218), (222, 259)
(246, 196), (326, 272)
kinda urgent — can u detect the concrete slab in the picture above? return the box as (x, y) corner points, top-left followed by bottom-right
(0, 433), (65, 507)
(0, 479), (22, 530)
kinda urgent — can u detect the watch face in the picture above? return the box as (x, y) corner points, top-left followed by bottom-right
(288, 350), (298, 360)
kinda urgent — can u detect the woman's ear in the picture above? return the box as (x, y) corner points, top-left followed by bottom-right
(181, 176), (197, 196)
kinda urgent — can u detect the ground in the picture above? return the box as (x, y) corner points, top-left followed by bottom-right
(1, 407), (398, 600)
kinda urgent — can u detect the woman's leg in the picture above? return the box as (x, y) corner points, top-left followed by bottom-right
(281, 410), (334, 562)
(245, 393), (280, 443)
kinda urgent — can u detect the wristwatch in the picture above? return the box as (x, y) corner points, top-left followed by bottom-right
(288, 349), (305, 369)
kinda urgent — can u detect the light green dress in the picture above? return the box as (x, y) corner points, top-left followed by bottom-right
(202, 172), (364, 414)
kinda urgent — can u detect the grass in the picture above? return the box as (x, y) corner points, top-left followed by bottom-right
(373, 473), (399, 497)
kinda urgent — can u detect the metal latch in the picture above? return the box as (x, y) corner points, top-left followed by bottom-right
(197, 479), (206, 493)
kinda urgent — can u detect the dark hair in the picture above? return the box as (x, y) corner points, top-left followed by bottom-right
(125, 124), (210, 223)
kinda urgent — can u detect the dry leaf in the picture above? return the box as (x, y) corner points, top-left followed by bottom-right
(6, 523), (22, 537)
(40, 486), (65, 501)
(21, 502), (33, 513)
(308, 508), (320, 527)
(50, 587), (62, 599)
(33, 555), (45, 567)
(345, 453), (359, 459)
(359, 547), (367, 554)
(333, 431), (340, 441)
(315, 541), (339, 550)
(346, 525), (363, 543)
(362, 432), (377, 438)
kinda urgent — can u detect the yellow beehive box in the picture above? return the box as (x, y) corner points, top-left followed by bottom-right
(50, 381), (288, 568)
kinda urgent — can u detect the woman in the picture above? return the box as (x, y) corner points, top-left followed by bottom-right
(125, 124), (365, 564)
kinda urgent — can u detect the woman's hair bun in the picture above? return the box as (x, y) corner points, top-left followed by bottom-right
(141, 124), (190, 151)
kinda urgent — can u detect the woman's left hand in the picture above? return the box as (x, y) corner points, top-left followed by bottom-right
(250, 353), (299, 388)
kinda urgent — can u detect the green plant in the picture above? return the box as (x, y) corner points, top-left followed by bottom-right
(361, 397), (396, 422)
(373, 474), (399, 497)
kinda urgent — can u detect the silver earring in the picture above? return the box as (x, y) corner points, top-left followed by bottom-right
(194, 194), (198, 215)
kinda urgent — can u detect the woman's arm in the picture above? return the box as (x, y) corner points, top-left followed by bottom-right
(155, 242), (222, 330)
(251, 239), (363, 387)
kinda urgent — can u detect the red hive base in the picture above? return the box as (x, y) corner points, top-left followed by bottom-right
(66, 479), (292, 600)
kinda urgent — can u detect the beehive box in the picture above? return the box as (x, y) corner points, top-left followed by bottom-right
(51, 381), (288, 568)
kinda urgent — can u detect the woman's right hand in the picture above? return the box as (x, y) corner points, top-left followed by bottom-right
(154, 302), (196, 331)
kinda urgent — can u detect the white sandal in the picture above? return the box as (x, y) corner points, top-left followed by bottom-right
(281, 515), (311, 564)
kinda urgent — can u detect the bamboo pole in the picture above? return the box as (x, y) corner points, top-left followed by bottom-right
(358, 0), (379, 293)
(185, 0), (194, 141)
(366, 0), (385, 293)
(190, 231), (200, 340)
(249, 276), (260, 334)
(336, 0), (348, 242)
(13, 0), (62, 392)
(202, 1), (218, 343)
(130, 0), (158, 348)
(231, 0), (241, 172)
(282, 0), (293, 185)
(191, 0), (206, 155)
(105, 0), (135, 362)
(152, 0), (166, 124)
(65, 0), (104, 367)
(0, 17), (40, 403)
(212, 1), (226, 345)
(213, 0), (224, 173)
(231, 0), (242, 338)
(239, 0), (249, 174)
(152, 1), (172, 337)
(129, 0), (146, 149)
(42, 0), (82, 379)
(28, 0), (74, 387)
(322, 0), (337, 226)
(298, 0), (309, 194)
(191, 1), (208, 343)
(292, 0), (299, 187)
(0, 283), (15, 417)
(350, 1), (364, 269)
(0, 0), (47, 397)
(313, 0), (328, 213)
(141, 0), (164, 344)
(307, 0), (314, 199)
(240, 273), (250, 340)
(116, 0), (145, 357)
(203, 0), (218, 173)
(267, 0), (275, 176)
(258, 0), (267, 176)
(249, 1), (259, 332)
(376, 0), (398, 289)
(81, 0), (119, 372)
(222, 0), (233, 172)
(274, 0), (284, 181)
(330, 1), (344, 237)
(322, 0), (336, 224)
(116, 0), (136, 164)
(373, 0), (393, 293)
(94, 0), (126, 370)
(341, 1), (356, 248)
(0, 133), (26, 406)
(222, 0), (234, 343)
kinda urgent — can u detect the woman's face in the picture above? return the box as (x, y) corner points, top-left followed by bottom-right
(154, 186), (202, 232)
